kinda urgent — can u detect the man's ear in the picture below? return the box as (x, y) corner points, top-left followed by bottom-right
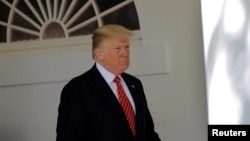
(95, 48), (104, 60)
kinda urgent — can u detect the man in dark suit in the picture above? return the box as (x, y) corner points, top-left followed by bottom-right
(56, 24), (161, 141)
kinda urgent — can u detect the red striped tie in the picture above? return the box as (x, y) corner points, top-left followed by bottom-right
(113, 76), (136, 136)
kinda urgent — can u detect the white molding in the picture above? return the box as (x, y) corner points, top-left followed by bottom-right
(0, 30), (141, 52)
(0, 43), (168, 87)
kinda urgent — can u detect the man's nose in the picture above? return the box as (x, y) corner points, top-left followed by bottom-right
(121, 47), (129, 56)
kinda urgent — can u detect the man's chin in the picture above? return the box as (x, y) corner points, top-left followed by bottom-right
(120, 65), (129, 72)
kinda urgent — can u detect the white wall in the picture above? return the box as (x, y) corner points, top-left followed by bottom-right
(135, 0), (207, 140)
(0, 0), (208, 141)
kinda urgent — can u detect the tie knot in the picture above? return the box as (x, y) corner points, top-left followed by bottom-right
(113, 76), (121, 84)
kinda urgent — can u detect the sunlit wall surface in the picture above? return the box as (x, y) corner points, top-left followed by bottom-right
(201, 0), (250, 124)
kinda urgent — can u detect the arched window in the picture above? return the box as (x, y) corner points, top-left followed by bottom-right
(0, 0), (140, 43)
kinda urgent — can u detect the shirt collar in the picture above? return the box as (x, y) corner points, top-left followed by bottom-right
(96, 62), (116, 85)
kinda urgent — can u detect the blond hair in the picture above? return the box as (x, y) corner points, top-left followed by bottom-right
(91, 24), (133, 59)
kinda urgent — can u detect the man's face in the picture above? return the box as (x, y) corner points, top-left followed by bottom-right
(97, 37), (130, 75)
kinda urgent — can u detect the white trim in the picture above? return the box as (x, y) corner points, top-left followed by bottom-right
(0, 30), (141, 53)
(0, 43), (168, 87)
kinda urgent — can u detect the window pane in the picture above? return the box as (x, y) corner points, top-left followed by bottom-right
(69, 21), (98, 37)
(95, 0), (125, 12)
(102, 2), (140, 30)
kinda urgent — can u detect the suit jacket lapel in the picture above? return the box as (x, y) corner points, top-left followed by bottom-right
(122, 74), (143, 116)
(122, 74), (144, 139)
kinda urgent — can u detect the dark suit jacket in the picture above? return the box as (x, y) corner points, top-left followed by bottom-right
(56, 64), (161, 141)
